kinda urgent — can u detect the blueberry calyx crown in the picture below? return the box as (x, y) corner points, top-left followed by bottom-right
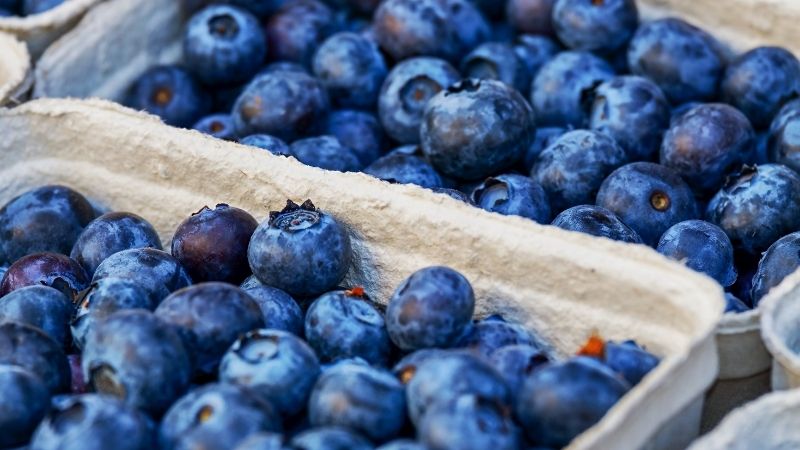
(576, 331), (606, 359)
(192, 204), (229, 217)
(445, 78), (482, 96)
(723, 165), (758, 192)
(345, 286), (366, 298)
(269, 199), (320, 231)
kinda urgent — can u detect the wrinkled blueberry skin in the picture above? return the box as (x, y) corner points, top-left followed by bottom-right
(657, 220), (737, 287)
(241, 285), (304, 336)
(30, 394), (156, 450)
(220, 329), (320, 416)
(171, 204), (257, 284)
(290, 426), (373, 450)
(406, 351), (510, 425)
(531, 51), (615, 127)
(627, 18), (725, 104)
(661, 104), (755, 196)
(419, 394), (520, 450)
(461, 42), (530, 94)
(522, 126), (567, 172)
(422, 79), (535, 180)
(22, 0), (62, 14)
(751, 232), (800, 305)
(240, 134), (293, 156)
(768, 100), (800, 172)
(0, 185), (96, 265)
(309, 363), (406, 441)
(192, 114), (238, 141)
(377, 440), (427, 450)
(0, 322), (70, 394)
(603, 341), (660, 386)
(506, 0), (556, 35)
(471, 174), (551, 223)
(266, 0), (335, 68)
(290, 135), (364, 172)
(0, 285), (72, 348)
(551, 205), (643, 244)
(234, 432), (286, 450)
(155, 282), (264, 376)
(490, 344), (550, 393)
(516, 357), (630, 448)
(248, 202), (352, 297)
(0, 365), (49, 448)
(531, 130), (628, 213)
(386, 266), (474, 352)
(596, 162), (699, 246)
(324, 110), (387, 167)
(160, 383), (282, 450)
(378, 57), (460, 144)
(553, 0), (638, 53)
(70, 211), (162, 278)
(82, 310), (191, 415)
(722, 47), (800, 129)
(0, 252), (89, 297)
(514, 35), (561, 79)
(313, 32), (387, 110)
(365, 152), (445, 189)
(590, 76), (670, 161)
(184, 5), (266, 87)
(706, 164), (800, 254)
(432, 187), (472, 204)
(724, 293), (750, 313)
(456, 316), (536, 358)
(92, 247), (192, 304)
(305, 290), (392, 366)
(232, 67), (329, 141)
(127, 65), (210, 128)
(71, 278), (155, 351)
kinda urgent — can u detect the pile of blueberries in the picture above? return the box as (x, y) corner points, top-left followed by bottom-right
(127, 0), (800, 315)
(0, 184), (659, 449)
(0, 0), (64, 16)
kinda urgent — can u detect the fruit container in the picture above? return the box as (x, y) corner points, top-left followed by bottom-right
(760, 268), (800, 390)
(0, 97), (724, 450)
(0, 31), (31, 106)
(0, 0), (105, 59)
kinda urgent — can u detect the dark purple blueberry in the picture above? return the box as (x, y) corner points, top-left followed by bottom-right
(603, 340), (660, 386)
(228, 0), (288, 17)
(657, 220), (737, 287)
(192, 114), (238, 141)
(521, 126), (568, 172)
(289, 427), (373, 450)
(241, 285), (304, 336)
(456, 315), (536, 358)
(266, 0), (335, 68)
(751, 232), (800, 305)
(553, 0), (638, 53)
(490, 344), (550, 392)
(377, 440), (427, 450)
(171, 204), (257, 284)
(0, 285), (72, 348)
(506, 0), (556, 35)
(471, 174), (551, 223)
(364, 152), (445, 189)
(392, 348), (449, 381)
(0, 321), (70, 394)
(0, 185), (96, 265)
(290, 136), (363, 172)
(461, 41), (530, 94)
(551, 205), (643, 244)
(0, 252), (89, 298)
(724, 293), (750, 314)
(70, 211), (162, 278)
(513, 34), (562, 81)
(768, 100), (800, 172)
(239, 134), (292, 156)
(418, 394), (520, 450)
(235, 433), (286, 450)
(669, 101), (702, 125)
(0, 365), (49, 448)
(22, 0), (62, 14)
(324, 110), (387, 167)
(127, 65), (211, 128)
(92, 248), (192, 304)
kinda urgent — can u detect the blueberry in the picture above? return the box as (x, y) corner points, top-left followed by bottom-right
(159, 383), (282, 450)
(627, 18), (725, 104)
(421, 79), (535, 180)
(305, 288), (392, 366)
(377, 440), (427, 450)
(241, 286), (305, 336)
(289, 426), (373, 450)
(0, 185), (96, 265)
(323, 110), (387, 167)
(234, 432), (287, 450)
(405, 351), (510, 425)
(724, 293), (750, 314)
(751, 232), (800, 305)
(92, 247), (192, 304)
(155, 282), (264, 376)
(192, 114), (238, 141)
(127, 65), (210, 128)
(30, 394), (156, 450)
(657, 220), (737, 286)
(603, 341), (660, 386)
(661, 104), (755, 196)
(551, 205), (643, 244)
(752, 132), (772, 166)
(768, 101), (800, 172)
(553, 0), (638, 53)
(313, 32), (388, 110)
(531, 51), (615, 127)
(232, 66), (329, 141)
(392, 348), (450, 383)
(82, 310), (190, 415)
(590, 76), (671, 161)
(0, 252), (89, 298)
(70, 212), (162, 278)
(0, 7), (13, 16)
(516, 357), (630, 448)
(0, 285), (72, 348)
(290, 135), (363, 172)
(431, 187), (473, 204)
(21, 0), (62, 14)
(471, 174), (551, 223)
(248, 200), (352, 297)
(386, 266), (474, 352)
(0, 321), (70, 394)
(461, 42), (530, 94)
(0, 0), (18, 12)
(489, 344), (550, 393)
(171, 204), (257, 284)
(308, 362), (406, 441)
(706, 164), (800, 254)
(266, 0), (335, 68)
(378, 57), (460, 144)
(513, 34), (562, 82)
(669, 101), (703, 125)
(240, 134), (293, 156)
(418, 394), (520, 450)
(506, 0), (556, 35)
(0, 365), (49, 448)
(71, 278), (155, 351)
(531, 129), (628, 213)
(456, 315), (536, 358)
(227, 0), (287, 17)
(184, 5), (266, 87)
(521, 126), (568, 172)
(364, 152), (445, 189)
(220, 329), (320, 416)
(721, 47), (800, 128)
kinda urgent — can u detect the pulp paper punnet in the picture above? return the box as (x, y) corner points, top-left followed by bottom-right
(0, 31), (31, 106)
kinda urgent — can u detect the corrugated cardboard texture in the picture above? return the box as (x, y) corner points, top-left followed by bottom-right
(0, 31), (30, 106)
(760, 269), (800, 390)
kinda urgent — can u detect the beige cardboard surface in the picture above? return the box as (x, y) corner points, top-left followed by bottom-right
(0, 31), (30, 106)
